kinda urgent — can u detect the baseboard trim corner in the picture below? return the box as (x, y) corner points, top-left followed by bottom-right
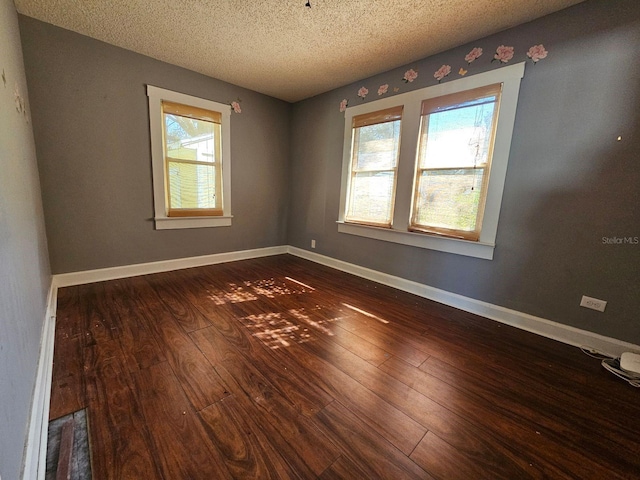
(22, 278), (57, 480)
(287, 246), (639, 357)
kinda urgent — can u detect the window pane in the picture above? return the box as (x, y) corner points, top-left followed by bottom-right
(413, 168), (485, 231)
(418, 99), (495, 169)
(354, 120), (401, 171)
(168, 162), (217, 209)
(164, 113), (218, 163)
(347, 171), (394, 225)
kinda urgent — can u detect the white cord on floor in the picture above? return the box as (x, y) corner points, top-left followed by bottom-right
(579, 345), (613, 359)
(601, 358), (640, 388)
(580, 345), (640, 387)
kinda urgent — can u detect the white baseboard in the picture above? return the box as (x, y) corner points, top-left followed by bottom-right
(54, 245), (288, 287)
(22, 279), (57, 480)
(50, 244), (639, 357)
(287, 246), (640, 358)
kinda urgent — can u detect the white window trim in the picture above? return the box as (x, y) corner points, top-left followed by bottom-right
(147, 85), (232, 230)
(337, 62), (525, 259)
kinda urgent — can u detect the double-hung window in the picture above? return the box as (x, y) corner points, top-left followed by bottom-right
(338, 62), (525, 259)
(345, 107), (403, 227)
(411, 84), (501, 241)
(147, 86), (232, 230)
(163, 101), (223, 217)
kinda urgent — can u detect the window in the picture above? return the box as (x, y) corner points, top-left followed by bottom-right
(345, 106), (403, 227)
(338, 62), (525, 259)
(147, 86), (232, 229)
(410, 84), (501, 241)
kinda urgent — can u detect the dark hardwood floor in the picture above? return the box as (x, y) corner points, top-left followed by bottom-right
(49, 254), (640, 479)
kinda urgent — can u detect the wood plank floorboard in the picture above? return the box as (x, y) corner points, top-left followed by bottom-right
(191, 326), (341, 475)
(50, 286), (85, 420)
(122, 275), (231, 411)
(198, 396), (303, 479)
(130, 361), (233, 479)
(99, 280), (166, 373)
(84, 340), (160, 479)
(51, 254), (640, 479)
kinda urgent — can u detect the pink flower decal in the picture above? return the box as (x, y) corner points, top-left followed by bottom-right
(493, 45), (514, 64)
(403, 69), (418, 83)
(357, 86), (368, 99)
(434, 65), (451, 83)
(231, 101), (242, 113)
(339, 99), (348, 112)
(458, 67), (468, 76)
(465, 47), (483, 64)
(527, 44), (548, 63)
(377, 84), (389, 96)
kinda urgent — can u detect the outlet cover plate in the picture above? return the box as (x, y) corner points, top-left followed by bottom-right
(580, 295), (607, 312)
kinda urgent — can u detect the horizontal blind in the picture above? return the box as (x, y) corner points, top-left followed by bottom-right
(352, 105), (403, 128)
(162, 101), (222, 124)
(421, 83), (502, 116)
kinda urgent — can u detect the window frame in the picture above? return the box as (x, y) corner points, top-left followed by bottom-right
(409, 83), (503, 241)
(147, 85), (232, 230)
(344, 106), (403, 227)
(337, 62), (525, 260)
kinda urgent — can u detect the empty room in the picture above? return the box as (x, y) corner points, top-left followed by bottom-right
(1, 0), (639, 479)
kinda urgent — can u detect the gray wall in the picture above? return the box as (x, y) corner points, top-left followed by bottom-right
(19, 16), (291, 274)
(288, 0), (640, 344)
(0, 1), (51, 479)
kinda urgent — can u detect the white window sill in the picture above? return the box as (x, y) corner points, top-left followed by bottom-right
(155, 216), (233, 230)
(337, 221), (495, 260)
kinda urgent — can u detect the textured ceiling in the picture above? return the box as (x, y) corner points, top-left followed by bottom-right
(15, 0), (584, 102)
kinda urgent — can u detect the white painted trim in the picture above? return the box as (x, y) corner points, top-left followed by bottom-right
(337, 221), (495, 260)
(22, 280), (57, 480)
(154, 215), (232, 230)
(147, 85), (232, 230)
(287, 246), (639, 357)
(54, 246), (287, 287)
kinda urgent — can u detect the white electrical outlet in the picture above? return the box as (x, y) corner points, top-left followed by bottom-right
(580, 295), (607, 312)
(311, 239), (316, 248)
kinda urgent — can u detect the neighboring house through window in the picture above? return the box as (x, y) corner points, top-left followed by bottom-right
(338, 62), (525, 259)
(147, 86), (232, 230)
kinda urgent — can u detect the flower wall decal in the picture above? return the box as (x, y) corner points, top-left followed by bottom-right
(231, 100), (242, 113)
(465, 47), (483, 64)
(527, 44), (548, 63)
(434, 65), (451, 83)
(337, 38), (548, 115)
(493, 45), (514, 64)
(403, 69), (418, 83)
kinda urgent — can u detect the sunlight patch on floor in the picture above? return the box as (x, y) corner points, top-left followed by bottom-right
(207, 283), (258, 304)
(240, 308), (340, 350)
(249, 278), (294, 298)
(284, 277), (315, 291)
(289, 308), (334, 337)
(206, 276), (313, 305)
(342, 303), (390, 324)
